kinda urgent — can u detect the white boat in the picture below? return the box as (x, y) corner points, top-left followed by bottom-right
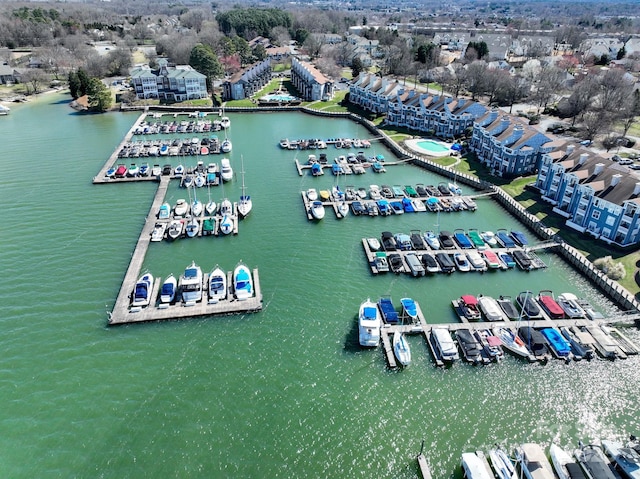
(185, 217), (199, 238)
(151, 164), (161, 176)
(233, 263), (253, 300)
(466, 250), (487, 271)
(432, 327), (459, 362)
(306, 188), (318, 201)
(424, 231), (440, 249)
(127, 163), (139, 177)
(219, 214), (233, 235)
(174, 199), (189, 217)
(159, 274), (177, 304)
(167, 219), (183, 240)
(549, 444), (577, 479)
(220, 158), (233, 181)
(310, 201), (325, 220)
(179, 261), (203, 303)
(358, 298), (381, 347)
(221, 138), (232, 153)
(515, 444), (556, 479)
(488, 447), (518, 479)
(337, 201), (349, 218)
(237, 156), (252, 218)
(477, 295), (506, 322)
(208, 266), (227, 303)
(557, 292), (587, 319)
(158, 202), (171, 219)
(493, 327), (534, 361)
(191, 198), (203, 217)
(481, 231), (498, 247)
(0, 104), (10, 115)
(131, 272), (153, 307)
(411, 198), (427, 212)
(393, 331), (411, 366)
(194, 174), (205, 188)
(601, 439), (640, 479)
(461, 452), (494, 479)
(220, 116), (230, 129)
(367, 237), (381, 251)
(205, 199), (217, 215)
(174, 164), (185, 176)
(219, 198), (233, 216)
(151, 222), (167, 242)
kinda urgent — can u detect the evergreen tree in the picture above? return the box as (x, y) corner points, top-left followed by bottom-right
(190, 44), (223, 92)
(87, 78), (112, 112)
(77, 68), (90, 97)
(351, 56), (364, 78)
(68, 71), (80, 99)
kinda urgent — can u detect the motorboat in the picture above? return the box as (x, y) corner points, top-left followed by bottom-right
(453, 253), (471, 272)
(488, 446), (517, 479)
(377, 296), (399, 324)
(394, 233), (412, 251)
(221, 138), (232, 153)
(537, 291), (565, 319)
(179, 261), (203, 303)
(405, 253), (425, 277)
(467, 229), (487, 250)
(400, 298), (418, 322)
(182, 175), (194, 189)
(306, 188), (318, 201)
(233, 263), (253, 300)
(438, 231), (456, 249)
(208, 266), (227, 303)
(220, 158), (233, 182)
(388, 253), (404, 274)
(550, 444), (584, 479)
(601, 439), (640, 479)
(409, 231), (425, 250)
(174, 199), (189, 217)
(515, 444), (556, 479)
(575, 443), (617, 479)
(219, 214), (234, 235)
(455, 295), (481, 321)
(454, 229), (473, 249)
(127, 163), (139, 177)
(497, 296), (520, 320)
(393, 331), (411, 367)
(185, 217), (199, 238)
(540, 328), (572, 359)
(131, 272), (153, 307)
(372, 252), (389, 273)
(115, 164), (128, 177)
(510, 230), (529, 246)
(151, 222), (167, 242)
(174, 164), (184, 176)
(431, 327), (459, 362)
(518, 327), (551, 362)
(337, 201), (349, 218)
(435, 252), (456, 273)
(482, 249), (503, 269)
(466, 251), (487, 271)
(367, 237), (381, 251)
(480, 231), (498, 247)
(456, 329), (483, 364)
(498, 251), (516, 269)
(512, 250), (533, 270)
(358, 298), (381, 347)
(560, 327), (595, 360)
(401, 197), (415, 213)
(310, 201), (325, 220)
(390, 201), (404, 214)
(557, 293), (587, 319)
(350, 201), (365, 215)
(496, 229), (516, 248)
(160, 274), (177, 304)
(516, 291), (543, 319)
(220, 116), (230, 129)
(139, 163), (149, 176)
(421, 254), (441, 274)
(381, 231), (397, 251)
(462, 452), (494, 479)
(166, 219), (183, 240)
(105, 166), (117, 177)
(158, 202), (171, 219)
(493, 327), (534, 361)
(151, 164), (162, 176)
(376, 199), (392, 215)
(194, 174), (206, 188)
(475, 329), (505, 362)
(424, 231), (440, 249)
(477, 295), (506, 322)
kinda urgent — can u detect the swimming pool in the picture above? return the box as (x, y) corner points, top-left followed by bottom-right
(260, 93), (299, 102)
(405, 138), (453, 157)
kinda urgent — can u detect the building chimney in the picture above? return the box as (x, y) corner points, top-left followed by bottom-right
(634, 182), (640, 195)
(578, 153), (588, 165)
(566, 144), (575, 155)
(594, 163), (605, 175)
(611, 174), (622, 187)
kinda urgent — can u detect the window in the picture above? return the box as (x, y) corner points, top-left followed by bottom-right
(592, 210), (601, 220)
(605, 215), (615, 227)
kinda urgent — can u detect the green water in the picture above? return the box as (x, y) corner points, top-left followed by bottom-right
(1, 93), (639, 478)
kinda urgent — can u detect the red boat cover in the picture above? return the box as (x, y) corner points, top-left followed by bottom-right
(461, 295), (478, 306)
(539, 294), (564, 317)
(486, 336), (502, 346)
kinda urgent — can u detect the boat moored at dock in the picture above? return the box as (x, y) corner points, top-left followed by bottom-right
(515, 443), (556, 479)
(131, 272), (153, 308)
(180, 261), (203, 304)
(358, 299), (381, 347)
(233, 263), (254, 300)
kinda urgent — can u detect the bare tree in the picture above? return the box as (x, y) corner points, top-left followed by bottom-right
(559, 75), (600, 126)
(464, 61), (488, 100)
(531, 63), (566, 112)
(582, 111), (611, 141)
(303, 34), (323, 60)
(20, 68), (49, 94)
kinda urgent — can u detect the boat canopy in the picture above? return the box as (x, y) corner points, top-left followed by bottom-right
(461, 295), (478, 306)
(363, 306), (377, 319)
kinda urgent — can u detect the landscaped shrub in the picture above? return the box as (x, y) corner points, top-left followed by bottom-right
(593, 256), (626, 280)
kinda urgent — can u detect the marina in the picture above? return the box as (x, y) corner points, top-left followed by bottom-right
(4, 98), (640, 478)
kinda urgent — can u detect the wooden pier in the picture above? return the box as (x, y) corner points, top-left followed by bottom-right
(108, 176), (261, 325)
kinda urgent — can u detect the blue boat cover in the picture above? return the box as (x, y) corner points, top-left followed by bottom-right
(363, 307), (377, 319)
(235, 269), (251, 292)
(401, 298), (417, 317)
(134, 284), (148, 298)
(161, 283), (174, 295)
(402, 197), (415, 212)
(378, 298), (399, 323)
(185, 267), (198, 279)
(454, 232), (473, 248)
(497, 231), (516, 248)
(541, 328), (571, 355)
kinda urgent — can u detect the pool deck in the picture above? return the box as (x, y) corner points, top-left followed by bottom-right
(405, 138), (455, 157)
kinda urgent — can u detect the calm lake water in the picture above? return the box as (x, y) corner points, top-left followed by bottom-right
(0, 93), (638, 478)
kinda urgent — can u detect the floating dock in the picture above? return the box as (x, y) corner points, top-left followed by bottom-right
(108, 176), (261, 325)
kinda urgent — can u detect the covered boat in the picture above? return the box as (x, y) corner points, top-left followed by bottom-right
(512, 250), (533, 270)
(516, 291), (543, 319)
(467, 229), (487, 250)
(557, 292), (587, 319)
(455, 295), (481, 321)
(482, 249), (503, 269)
(462, 452), (494, 479)
(515, 443), (556, 479)
(510, 230), (529, 246)
(541, 328), (572, 359)
(233, 263), (253, 300)
(496, 229), (516, 248)
(456, 329), (483, 364)
(159, 274), (177, 304)
(518, 327), (551, 362)
(131, 272), (153, 307)
(358, 299), (381, 347)
(537, 291), (565, 319)
(498, 251), (516, 269)
(454, 229), (473, 249)
(393, 331), (411, 366)
(378, 296), (399, 324)
(431, 327), (459, 362)
(477, 295), (506, 321)
(497, 296), (520, 320)
(208, 266), (227, 303)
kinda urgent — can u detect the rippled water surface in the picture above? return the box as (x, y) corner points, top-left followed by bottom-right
(0, 93), (638, 478)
